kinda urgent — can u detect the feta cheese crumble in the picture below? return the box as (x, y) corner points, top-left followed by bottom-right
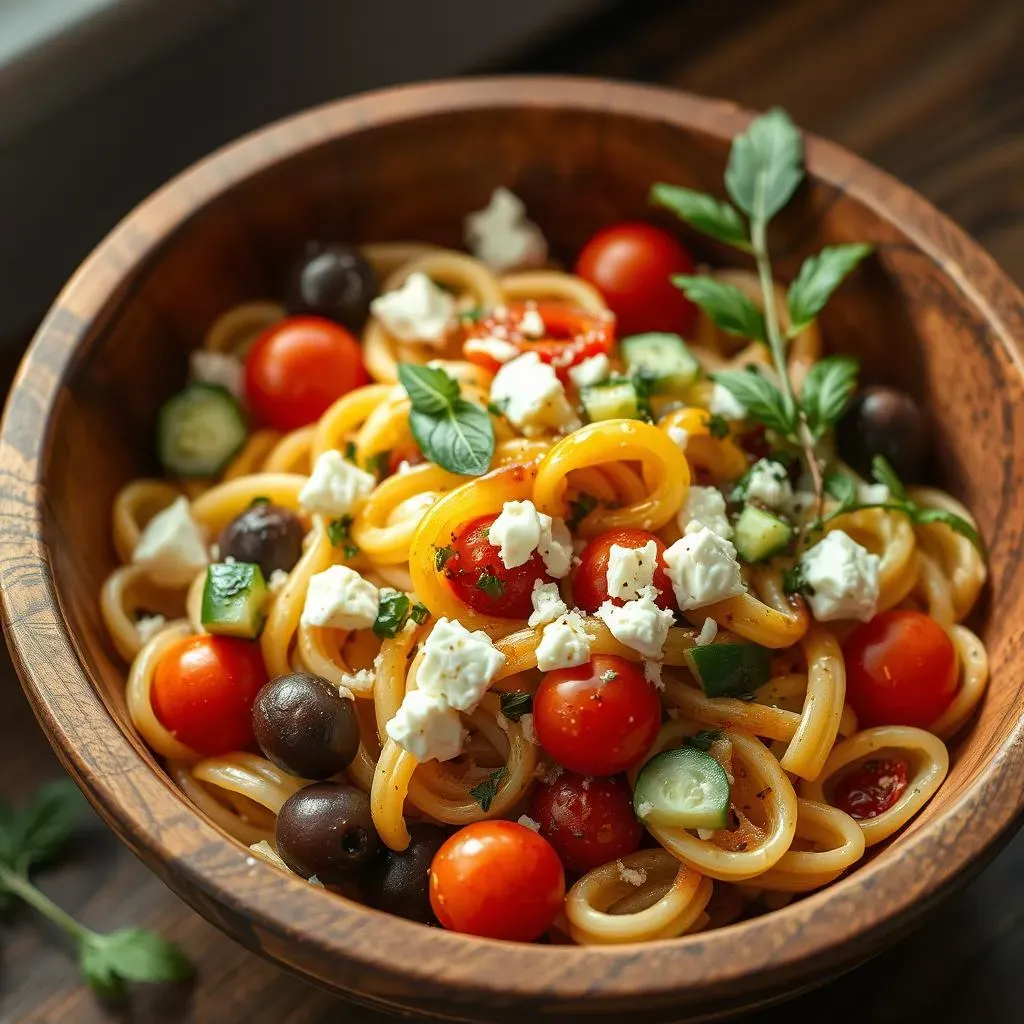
(696, 617), (719, 646)
(743, 459), (793, 511)
(644, 660), (664, 689)
(385, 690), (464, 762)
(528, 580), (568, 628)
(667, 425), (690, 452)
(490, 352), (581, 437)
(605, 540), (658, 603)
(519, 307), (545, 338)
(858, 482), (890, 505)
(596, 587), (674, 659)
(299, 450), (376, 517)
(709, 383), (748, 420)
(417, 617), (506, 712)
(267, 569), (289, 594)
(132, 496), (208, 588)
(370, 272), (454, 345)
(463, 187), (547, 272)
(301, 566), (379, 631)
(189, 350), (244, 400)
(679, 486), (732, 540)
(463, 336), (520, 364)
(487, 499), (572, 577)
(616, 860), (648, 887)
(799, 530), (880, 622)
(338, 667), (375, 693)
(568, 353), (610, 389)
(536, 610), (593, 671)
(664, 527), (746, 610)
(517, 814), (541, 832)
(135, 614), (167, 643)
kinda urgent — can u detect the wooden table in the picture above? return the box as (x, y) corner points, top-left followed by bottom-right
(3, 0), (1022, 1020)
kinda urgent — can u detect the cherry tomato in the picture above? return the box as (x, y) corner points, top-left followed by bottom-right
(151, 635), (268, 756)
(442, 514), (554, 619)
(844, 610), (958, 728)
(529, 772), (642, 874)
(573, 529), (674, 613)
(533, 655), (660, 776)
(574, 223), (696, 337)
(245, 315), (369, 431)
(429, 821), (564, 940)
(832, 757), (908, 819)
(464, 303), (614, 378)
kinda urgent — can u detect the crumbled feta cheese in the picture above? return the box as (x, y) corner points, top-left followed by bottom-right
(464, 187), (547, 272)
(644, 660), (664, 689)
(132, 496), (208, 588)
(606, 540), (658, 602)
(528, 580), (568, 628)
(135, 614), (167, 643)
(799, 530), (880, 622)
(788, 491), (816, 517)
(301, 565), (379, 630)
(487, 499), (572, 577)
(596, 587), (674, 659)
(709, 383), (747, 420)
(463, 336), (521, 365)
(519, 307), (545, 338)
(338, 667), (375, 692)
(517, 814), (541, 832)
(299, 450), (376, 517)
(267, 569), (289, 594)
(858, 482), (890, 505)
(664, 527), (746, 610)
(189, 350), (244, 400)
(667, 425), (690, 452)
(568, 353), (610, 389)
(616, 860), (648, 887)
(490, 352), (581, 436)
(520, 713), (537, 745)
(696, 828), (717, 841)
(696, 617), (719, 646)
(386, 690), (464, 762)
(536, 610), (593, 671)
(679, 486), (732, 540)
(370, 272), (454, 345)
(743, 459), (793, 510)
(417, 617), (505, 712)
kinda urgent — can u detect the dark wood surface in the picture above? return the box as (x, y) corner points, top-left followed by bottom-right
(2, 0), (1023, 1020)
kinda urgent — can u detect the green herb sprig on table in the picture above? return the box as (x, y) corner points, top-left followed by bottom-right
(0, 780), (192, 999)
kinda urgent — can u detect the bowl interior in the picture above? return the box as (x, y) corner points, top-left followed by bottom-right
(13, 81), (1024, 1019)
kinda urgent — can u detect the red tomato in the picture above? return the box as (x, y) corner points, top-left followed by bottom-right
(245, 315), (369, 431)
(151, 635), (268, 756)
(832, 758), (908, 819)
(429, 821), (564, 940)
(573, 529), (674, 613)
(574, 223), (696, 337)
(387, 442), (426, 476)
(844, 610), (958, 728)
(442, 514), (554, 619)
(529, 772), (642, 874)
(533, 655), (661, 776)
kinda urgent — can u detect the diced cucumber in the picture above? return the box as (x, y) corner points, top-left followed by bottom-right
(620, 332), (701, 394)
(733, 504), (794, 562)
(580, 378), (646, 421)
(686, 642), (772, 698)
(157, 384), (247, 478)
(201, 562), (268, 638)
(633, 747), (731, 830)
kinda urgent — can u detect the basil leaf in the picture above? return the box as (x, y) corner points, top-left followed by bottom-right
(800, 355), (859, 440)
(707, 414), (730, 439)
(398, 363), (460, 414)
(82, 928), (192, 986)
(435, 545), (455, 570)
(374, 591), (411, 639)
(249, 496), (270, 507)
(823, 469), (858, 512)
(870, 455), (907, 502)
(787, 244), (873, 334)
(469, 768), (505, 812)
(711, 370), (796, 436)
(475, 572), (504, 599)
(649, 183), (750, 249)
(327, 515), (353, 548)
(0, 780), (84, 873)
(908, 506), (985, 555)
(410, 602), (430, 625)
(672, 276), (766, 343)
(499, 691), (532, 722)
(724, 107), (805, 223)
(408, 398), (494, 476)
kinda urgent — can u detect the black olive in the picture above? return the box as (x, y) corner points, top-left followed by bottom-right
(364, 823), (448, 923)
(218, 503), (304, 578)
(253, 673), (359, 779)
(836, 386), (928, 482)
(276, 782), (378, 882)
(285, 243), (379, 333)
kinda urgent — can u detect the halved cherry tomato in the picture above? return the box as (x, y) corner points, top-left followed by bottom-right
(533, 655), (660, 776)
(529, 771), (643, 874)
(574, 223), (696, 337)
(844, 610), (958, 728)
(573, 529), (674, 613)
(429, 821), (564, 940)
(245, 315), (369, 431)
(151, 635), (268, 756)
(832, 757), (908, 819)
(464, 302), (614, 379)
(442, 513), (554, 619)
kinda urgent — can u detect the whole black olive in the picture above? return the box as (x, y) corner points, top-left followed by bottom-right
(285, 243), (379, 333)
(836, 386), (928, 482)
(253, 673), (359, 779)
(276, 782), (378, 882)
(364, 823), (448, 923)
(218, 503), (304, 578)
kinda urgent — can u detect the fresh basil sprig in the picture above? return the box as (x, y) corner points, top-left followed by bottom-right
(650, 184), (750, 250)
(787, 244), (874, 336)
(800, 356), (860, 441)
(711, 369), (796, 436)
(398, 363), (495, 476)
(672, 276), (765, 342)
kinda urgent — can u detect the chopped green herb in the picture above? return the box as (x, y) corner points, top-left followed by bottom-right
(469, 769), (506, 812)
(487, 400), (509, 418)
(567, 492), (598, 531)
(476, 572), (504, 599)
(374, 591), (411, 639)
(460, 306), (485, 323)
(327, 515), (354, 548)
(343, 543), (360, 560)
(707, 414), (730, 439)
(435, 545), (455, 571)
(364, 450), (391, 478)
(249, 496), (271, 507)
(687, 729), (724, 752)
(343, 440), (357, 462)
(499, 691), (532, 722)
(783, 564), (814, 597)
(410, 602), (430, 625)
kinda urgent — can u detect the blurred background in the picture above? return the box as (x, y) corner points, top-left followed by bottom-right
(1, 0), (1022, 1021)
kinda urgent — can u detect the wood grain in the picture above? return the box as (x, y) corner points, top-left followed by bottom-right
(2, 0), (1024, 1021)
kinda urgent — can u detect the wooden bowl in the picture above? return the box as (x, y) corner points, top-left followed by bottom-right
(3, 77), (1024, 1022)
